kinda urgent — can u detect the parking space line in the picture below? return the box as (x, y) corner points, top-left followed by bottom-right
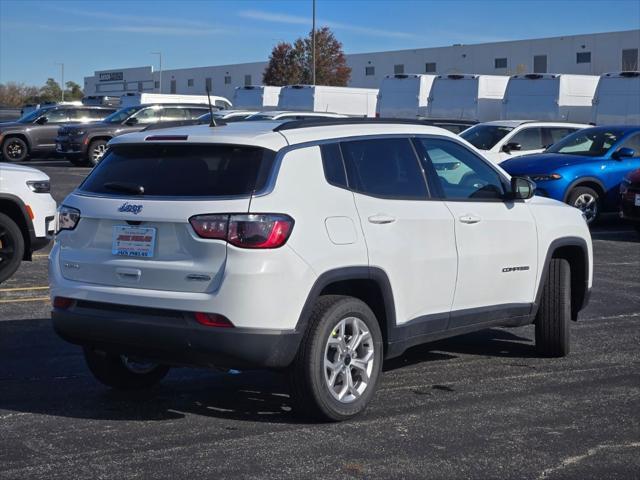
(0, 296), (50, 304)
(0, 286), (49, 292)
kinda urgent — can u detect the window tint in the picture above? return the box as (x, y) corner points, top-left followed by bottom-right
(510, 127), (544, 150)
(320, 143), (347, 188)
(161, 107), (189, 121)
(544, 127), (577, 146)
(621, 134), (640, 157)
(417, 138), (504, 201)
(131, 107), (161, 124)
(80, 144), (276, 197)
(43, 109), (69, 123)
(340, 138), (427, 199)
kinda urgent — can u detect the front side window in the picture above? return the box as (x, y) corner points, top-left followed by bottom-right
(417, 138), (504, 201)
(80, 144), (276, 197)
(546, 129), (625, 157)
(340, 138), (428, 200)
(42, 109), (70, 123)
(103, 106), (141, 124)
(131, 107), (161, 124)
(620, 133), (640, 157)
(460, 124), (514, 150)
(509, 127), (544, 151)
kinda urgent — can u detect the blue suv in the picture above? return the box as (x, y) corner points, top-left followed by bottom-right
(501, 126), (640, 223)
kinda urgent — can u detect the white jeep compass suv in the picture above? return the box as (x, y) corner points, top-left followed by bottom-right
(50, 119), (593, 421)
(0, 163), (57, 283)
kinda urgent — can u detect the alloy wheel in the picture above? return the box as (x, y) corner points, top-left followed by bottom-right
(573, 193), (598, 223)
(91, 144), (107, 163)
(323, 316), (375, 403)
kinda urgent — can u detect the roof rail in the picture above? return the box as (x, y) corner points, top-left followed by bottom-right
(272, 117), (442, 132)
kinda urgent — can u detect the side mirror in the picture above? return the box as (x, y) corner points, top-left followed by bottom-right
(509, 176), (535, 200)
(502, 142), (522, 153)
(35, 116), (48, 125)
(124, 117), (138, 126)
(612, 147), (635, 160)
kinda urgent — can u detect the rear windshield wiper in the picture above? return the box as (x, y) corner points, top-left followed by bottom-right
(103, 182), (145, 195)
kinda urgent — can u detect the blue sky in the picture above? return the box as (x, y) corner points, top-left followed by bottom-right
(1, 0), (639, 86)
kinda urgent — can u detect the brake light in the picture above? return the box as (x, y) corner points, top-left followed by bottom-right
(53, 297), (74, 309)
(194, 312), (234, 328)
(189, 214), (294, 249)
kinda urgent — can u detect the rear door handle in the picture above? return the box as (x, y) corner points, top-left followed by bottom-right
(368, 214), (396, 225)
(459, 214), (481, 224)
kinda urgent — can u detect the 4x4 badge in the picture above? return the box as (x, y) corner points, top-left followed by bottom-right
(118, 202), (143, 215)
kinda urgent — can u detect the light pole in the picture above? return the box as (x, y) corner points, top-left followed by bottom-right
(151, 52), (162, 93)
(312, 0), (316, 85)
(55, 62), (64, 101)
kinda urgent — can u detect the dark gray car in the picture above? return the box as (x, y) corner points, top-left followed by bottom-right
(0, 105), (116, 162)
(56, 104), (212, 166)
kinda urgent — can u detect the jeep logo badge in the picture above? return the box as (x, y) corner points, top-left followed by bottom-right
(118, 202), (143, 215)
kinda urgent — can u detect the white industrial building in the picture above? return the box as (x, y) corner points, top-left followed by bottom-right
(84, 29), (640, 100)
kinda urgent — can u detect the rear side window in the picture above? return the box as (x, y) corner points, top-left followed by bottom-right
(509, 127), (544, 151)
(320, 143), (347, 188)
(544, 127), (578, 146)
(340, 138), (428, 200)
(80, 144), (276, 197)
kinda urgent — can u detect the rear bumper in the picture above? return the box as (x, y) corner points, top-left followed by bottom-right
(52, 301), (302, 369)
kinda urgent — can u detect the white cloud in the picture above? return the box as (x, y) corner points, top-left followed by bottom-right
(239, 9), (421, 40)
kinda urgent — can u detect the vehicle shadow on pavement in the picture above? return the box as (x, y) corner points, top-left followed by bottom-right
(384, 328), (536, 372)
(0, 319), (534, 425)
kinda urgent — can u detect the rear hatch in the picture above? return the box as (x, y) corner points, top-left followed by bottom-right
(58, 142), (276, 294)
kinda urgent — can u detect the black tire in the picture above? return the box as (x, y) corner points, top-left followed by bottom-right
(535, 258), (571, 357)
(2, 137), (29, 162)
(0, 212), (25, 284)
(87, 139), (108, 166)
(567, 186), (600, 224)
(288, 295), (383, 422)
(83, 348), (170, 390)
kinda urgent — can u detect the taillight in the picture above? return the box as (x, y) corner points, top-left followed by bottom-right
(194, 312), (234, 328)
(57, 205), (81, 232)
(189, 214), (294, 249)
(53, 297), (74, 309)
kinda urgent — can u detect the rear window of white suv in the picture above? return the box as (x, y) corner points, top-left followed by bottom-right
(79, 144), (276, 197)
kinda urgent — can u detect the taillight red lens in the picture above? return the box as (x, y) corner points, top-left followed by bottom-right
(194, 312), (234, 328)
(53, 297), (74, 309)
(189, 214), (294, 249)
(189, 214), (228, 239)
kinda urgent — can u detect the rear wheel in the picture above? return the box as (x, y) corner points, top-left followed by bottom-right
(567, 186), (600, 224)
(87, 139), (108, 166)
(0, 213), (25, 284)
(288, 295), (383, 421)
(535, 258), (571, 357)
(2, 137), (28, 162)
(84, 348), (170, 390)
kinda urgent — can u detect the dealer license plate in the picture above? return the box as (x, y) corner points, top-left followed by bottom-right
(112, 226), (156, 258)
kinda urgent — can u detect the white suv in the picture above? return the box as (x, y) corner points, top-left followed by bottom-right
(50, 119), (593, 421)
(0, 163), (57, 283)
(460, 120), (589, 164)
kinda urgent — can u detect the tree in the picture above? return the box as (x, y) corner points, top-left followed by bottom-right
(263, 27), (351, 86)
(39, 78), (63, 103)
(65, 81), (84, 101)
(262, 42), (304, 86)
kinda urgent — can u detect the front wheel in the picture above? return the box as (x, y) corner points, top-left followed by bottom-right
(567, 186), (600, 224)
(84, 348), (170, 390)
(2, 137), (29, 162)
(289, 295), (383, 421)
(0, 212), (25, 283)
(535, 258), (571, 357)
(87, 139), (108, 166)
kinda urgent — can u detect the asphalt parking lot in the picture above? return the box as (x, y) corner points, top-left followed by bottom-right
(1, 159), (639, 480)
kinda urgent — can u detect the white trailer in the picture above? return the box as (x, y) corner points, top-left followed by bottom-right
(233, 86), (281, 110)
(120, 93), (232, 109)
(278, 85), (378, 117)
(592, 71), (640, 125)
(425, 74), (508, 122)
(501, 73), (599, 123)
(376, 74), (437, 119)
